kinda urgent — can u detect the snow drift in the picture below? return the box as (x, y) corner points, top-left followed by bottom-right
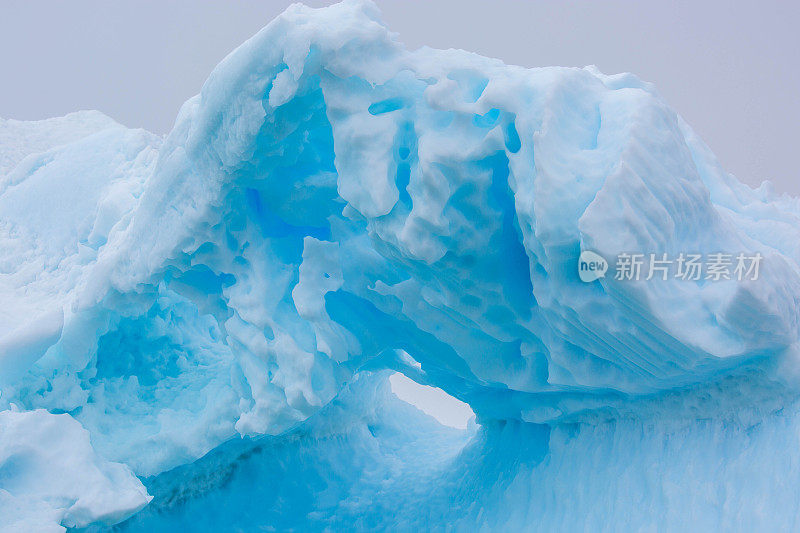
(1, 1), (800, 530)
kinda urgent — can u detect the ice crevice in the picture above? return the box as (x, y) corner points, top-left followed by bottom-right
(1, 1), (800, 530)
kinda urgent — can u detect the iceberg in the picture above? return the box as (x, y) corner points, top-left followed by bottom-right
(1, 1), (799, 530)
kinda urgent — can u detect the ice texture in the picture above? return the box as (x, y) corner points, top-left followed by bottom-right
(0, 409), (150, 532)
(1, 0), (800, 530)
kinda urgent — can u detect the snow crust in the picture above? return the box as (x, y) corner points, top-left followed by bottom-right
(1, 1), (800, 530)
(0, 110), (122, 176)
(0, 409), (150, 532)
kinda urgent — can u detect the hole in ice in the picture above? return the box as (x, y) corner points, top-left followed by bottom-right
(389, 372), (475, 430)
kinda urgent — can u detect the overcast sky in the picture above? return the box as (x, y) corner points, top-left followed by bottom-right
(1, 0), (797, 195)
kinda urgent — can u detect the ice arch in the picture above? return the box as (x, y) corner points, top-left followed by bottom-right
(1, 1), (800, 530)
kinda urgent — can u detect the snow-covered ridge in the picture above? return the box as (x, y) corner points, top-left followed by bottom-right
(0, 110), (124, 176)
(1, 1), (799, 530)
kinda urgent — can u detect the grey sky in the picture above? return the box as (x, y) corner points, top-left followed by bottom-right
(1, 0), (797, 196)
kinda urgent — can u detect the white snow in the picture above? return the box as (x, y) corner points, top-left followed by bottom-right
(0, 409), (150, 532)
